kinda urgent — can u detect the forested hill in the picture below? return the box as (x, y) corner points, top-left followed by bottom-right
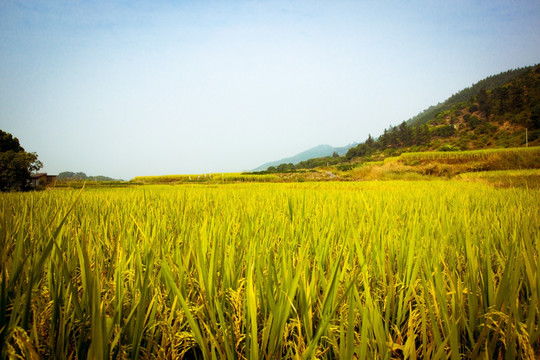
(407, 66), (534, 127)
(344, 64), (540, 160)
(260, 64), (540, 172)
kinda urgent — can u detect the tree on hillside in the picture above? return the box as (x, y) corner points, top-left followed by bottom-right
(365, 134), (375, 147)
(0, 130), (42, 191)
(379, 129), (389, 148)
(491, 87), (509, 115)
(477, 88), (490, 116)
(413, 125), (430, 145)
(346, 143), (374, 159)
(531, 105), (540, 129)
(398, 121), (413, 146)
(508, 84), (524, 113)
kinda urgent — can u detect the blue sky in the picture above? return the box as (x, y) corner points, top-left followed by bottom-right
(1, 1), (539, 179)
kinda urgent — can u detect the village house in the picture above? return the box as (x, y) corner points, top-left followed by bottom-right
(30, 173), (57, 188)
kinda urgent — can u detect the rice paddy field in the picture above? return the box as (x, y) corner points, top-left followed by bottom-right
(1, 181), (539, 359)
(457, 169), (540, 189)
(395, 146), (540, 162)
(132, 173), (281, 184)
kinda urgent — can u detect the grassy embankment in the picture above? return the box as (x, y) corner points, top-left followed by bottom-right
(333, 146), (540, 186)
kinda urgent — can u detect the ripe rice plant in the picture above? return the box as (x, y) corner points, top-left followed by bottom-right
(397, 145), (540, 162)
(1, 181), (539, 358)
(133, 173), (280, 184)
(457, 169), (540, 188)
(457, 168), (540, 178)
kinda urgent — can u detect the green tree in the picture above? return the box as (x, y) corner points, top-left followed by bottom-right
(0, 131), (24, 152)
(508, 84), (524, 114)
(431, 124), (456, 138)
(413, 125), (430, 145)
(398, 121), (413, 146)
(276, 163), (294, 172)
(477, 88), (490, 116)
(530, 104), (540, 130)
(365, 134), (375, 147)
(379, 129), (389, 148)
(0, 130), (42, 191)
(346, 143), (373, 159)
(388, 126), (399, 147)
(492, 87), (509, 115)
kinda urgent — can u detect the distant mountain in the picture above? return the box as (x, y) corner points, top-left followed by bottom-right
(253, 143), (357, 171)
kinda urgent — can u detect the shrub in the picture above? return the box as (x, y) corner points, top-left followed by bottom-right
(438, 144), (461, 152)
(432, 125), (456, 138)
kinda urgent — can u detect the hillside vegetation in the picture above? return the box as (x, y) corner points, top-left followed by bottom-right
(335, 147), (540, 186)
(407, 66), (533, 127)
(265, 64), (540, 173)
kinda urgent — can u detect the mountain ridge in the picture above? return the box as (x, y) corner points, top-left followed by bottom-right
(253, 143), (357, 171)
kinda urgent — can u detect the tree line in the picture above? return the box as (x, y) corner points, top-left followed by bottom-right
(57, 172), (120, 182)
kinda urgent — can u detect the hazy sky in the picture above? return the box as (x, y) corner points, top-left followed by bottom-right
(1, 1), (539, 179)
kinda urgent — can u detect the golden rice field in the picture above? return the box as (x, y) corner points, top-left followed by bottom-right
(132, 173), (280, 184)
(396, 146), (540, 162)
(457, 169), (540, 189)
(1, 181), (539, 359)
(392, 146), (540, 164)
